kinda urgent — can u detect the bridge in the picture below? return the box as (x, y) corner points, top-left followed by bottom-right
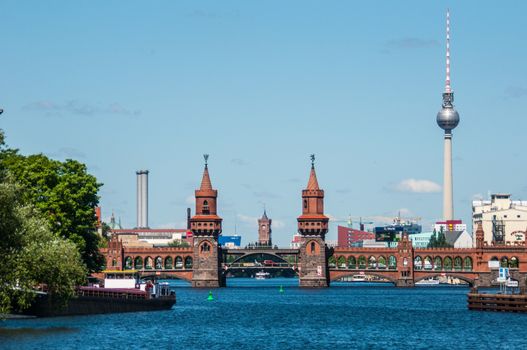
(102, 226), (527, 288)
(100, 157), (527, 288)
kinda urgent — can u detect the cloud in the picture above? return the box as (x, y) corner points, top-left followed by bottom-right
(48, 147), (86, 159)
(394, 179), (441, 193)
(23, 100), (141, 117)
(504, 86), (527, 99)
(382, 38), (439, 53)
(237, 214), (257, 224)
(231, 158), (247, 166)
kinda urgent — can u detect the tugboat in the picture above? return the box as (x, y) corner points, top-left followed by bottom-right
(23, 270), (176, 317)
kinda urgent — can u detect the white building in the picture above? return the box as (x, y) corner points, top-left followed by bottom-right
(472, 194), (527, 244)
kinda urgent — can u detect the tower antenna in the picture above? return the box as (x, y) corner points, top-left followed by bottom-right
(445, 8), (451, 94)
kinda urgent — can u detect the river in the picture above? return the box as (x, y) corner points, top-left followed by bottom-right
(1, 278), (525, 349)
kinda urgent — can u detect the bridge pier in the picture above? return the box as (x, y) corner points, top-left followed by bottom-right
(395, 278), (415, 287)
(298, 238), (330, 288)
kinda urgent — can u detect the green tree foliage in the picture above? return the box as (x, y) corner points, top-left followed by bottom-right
(0, 180), (86, 315)
(427, 228), (453, 248)
(1, 152), (103, 272)
(168, 239), (190, 248)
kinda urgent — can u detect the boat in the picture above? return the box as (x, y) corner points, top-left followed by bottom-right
(351, 274), (367, 282)
(22, 270), (176, 317)
(255, 271), (271, 280)
(416, 278), (440, 285)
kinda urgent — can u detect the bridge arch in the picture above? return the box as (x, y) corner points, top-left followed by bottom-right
(155, 256), (163, 270)
(414, 273), (475, 286)
(124, 256), (133, 269)
(164, 256), (173, 269)
(330, 271), (398, 285)
(229, 252), (289, 266)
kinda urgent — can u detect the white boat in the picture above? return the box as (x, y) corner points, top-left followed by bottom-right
(351, 274), (367, 282)
(255, 271), (271, 280)
(416, 278), (440, 285)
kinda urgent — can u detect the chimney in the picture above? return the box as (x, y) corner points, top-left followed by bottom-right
(136, 170), (149, 228)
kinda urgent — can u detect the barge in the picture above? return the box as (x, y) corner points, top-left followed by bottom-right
(23, 270), (176, 317)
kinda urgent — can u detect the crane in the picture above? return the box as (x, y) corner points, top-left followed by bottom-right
(330, 215), (374, 231)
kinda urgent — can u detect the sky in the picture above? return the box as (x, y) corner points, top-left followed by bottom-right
(1, 1), (527, 247)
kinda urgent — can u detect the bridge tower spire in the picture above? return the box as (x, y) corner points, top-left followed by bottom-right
(190, 154), (224, 287)
(297, 154), (330, 287)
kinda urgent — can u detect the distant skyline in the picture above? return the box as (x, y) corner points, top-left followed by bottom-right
(2, 1), (527, 246)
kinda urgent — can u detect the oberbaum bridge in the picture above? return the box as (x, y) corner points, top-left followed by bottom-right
(103, 156), (527, 288)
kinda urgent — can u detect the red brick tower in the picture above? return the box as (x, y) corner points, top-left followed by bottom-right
(396, 233), (414, 287)
(258, 209), (272, 246)
(190, 155), (224, 287)
(297, 155), (330, 287)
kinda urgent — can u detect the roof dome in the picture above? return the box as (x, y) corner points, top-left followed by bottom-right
(437, 106), (459, 131)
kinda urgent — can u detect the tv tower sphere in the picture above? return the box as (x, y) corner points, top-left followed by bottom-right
(437, 103), (459, 132)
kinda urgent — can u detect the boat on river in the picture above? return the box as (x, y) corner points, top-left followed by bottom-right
(22, 270), (176, 317)
(415, 278), (440, 286)
(255, 271), (271, 280)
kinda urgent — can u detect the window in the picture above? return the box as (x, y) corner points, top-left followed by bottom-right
(203, 200), (210, 214)
(310, 242), (316, 253)
(304, 200), (308, 209)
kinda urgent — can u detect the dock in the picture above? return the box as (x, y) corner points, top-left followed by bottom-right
(468, 289), (527, 313)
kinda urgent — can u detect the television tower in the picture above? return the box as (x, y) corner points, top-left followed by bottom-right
(436, 9), (460, 221)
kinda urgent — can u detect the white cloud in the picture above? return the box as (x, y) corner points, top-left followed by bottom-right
(237, 214), (257, 224)
(394, 179), (441, 193)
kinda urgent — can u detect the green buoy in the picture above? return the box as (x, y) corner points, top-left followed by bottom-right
(207, 290), (214, 301)
(279, 285), (284, 293)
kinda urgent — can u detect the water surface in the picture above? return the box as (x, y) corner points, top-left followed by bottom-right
(1, 278), (525, 350)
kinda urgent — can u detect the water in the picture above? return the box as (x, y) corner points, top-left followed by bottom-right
(1, 278), (526, 350)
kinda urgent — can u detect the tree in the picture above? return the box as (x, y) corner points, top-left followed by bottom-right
(168, 239), (190, 248)
(427, 230), (437, 248)
(1, 152), (104, 272)
(0, 180), (86, 315)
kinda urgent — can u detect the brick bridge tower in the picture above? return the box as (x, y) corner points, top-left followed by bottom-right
(297, 155), (330, 287)
(190, 155), (224, 287)
(258, 209), (272, 246)
(396, 233), (414, 287)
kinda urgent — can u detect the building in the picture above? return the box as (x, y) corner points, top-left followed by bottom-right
(218, 235), (242, 248)
(472, 193), (527, 244)
(434, 220), (466, 233)
(410, 232), (434, 248)
(111, 228), (190, 246)
(290, 233), (302, 249)
(436, 9), (460, 221)
(257, 210), (272, 246)
(445, 230), (473, 248)
(374, 221), (422, 242)
(337, 225), (375, 248)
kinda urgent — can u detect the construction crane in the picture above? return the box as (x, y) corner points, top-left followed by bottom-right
(331, 215), (374, 231)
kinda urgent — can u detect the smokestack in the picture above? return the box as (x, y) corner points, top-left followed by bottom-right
(187, 208), (191, 229)
(136, 170), (149, 228)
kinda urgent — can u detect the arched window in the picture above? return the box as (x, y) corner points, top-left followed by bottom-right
(203, 200), (210, 214)
(358, 256), (366, 268)
(368, 256), (377, 269)
(185, 256), (193, 269)
(134, 256), (143, 270)
(434, 256), (442, 271)
(414, 256), (423, 270)
(500, 257), (509, 268)
(175, 256), (183, 269)
(124, 256), (133, 270)
(424, 256), (432, 270)
(336, 256), (345, 268)
(112, 259), (117, 267)
(388, 256), (397, 269)
(165, 256), (173, 269)
(310, 241), (316, 253)
(509, 256), (519, 268)
(454, 257), (462, 271)
(155, 256), (163, 270)
(444, 257), (453, 270)
(463, 257), (473, 271)
(378, 256), (386, 269)
(200, 242), (211, 253)
(145, 256), (153, 269)
(348, 256), (356, 269)
(303, 200), (308, 209)
(403, 258), (408, 267)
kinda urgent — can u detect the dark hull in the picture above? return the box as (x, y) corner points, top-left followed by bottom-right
(23, 294), (176, 317)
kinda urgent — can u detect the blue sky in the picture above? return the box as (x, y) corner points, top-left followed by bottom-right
(1, 1), (527, 246)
